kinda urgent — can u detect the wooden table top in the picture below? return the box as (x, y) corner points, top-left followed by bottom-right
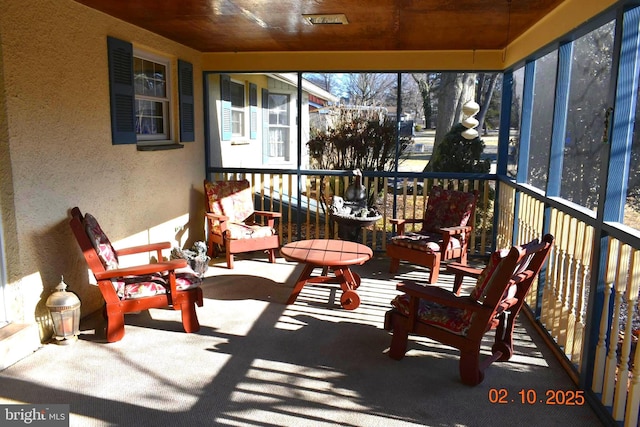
(281, 239), (373, 267)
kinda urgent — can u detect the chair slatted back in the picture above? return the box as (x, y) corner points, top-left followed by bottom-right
(422, 186), (478, 232)
(481, 235), (553, 314)
(204, 179), (255, 223)
(69, 207), (108, 275)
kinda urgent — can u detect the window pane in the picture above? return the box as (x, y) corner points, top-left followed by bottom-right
(133, 54), (169, 141)
(231, 110), (244, 135)
(561, 21), (614, 210)
(134, 58), (166, 98)
(304, 72), (398, 170)
(152, 117), (164, 134)
(153, 63), (166, 98)
(527, 51), (558, 190)
(134, 57), (145, 94)
(399, 72), (499, 174)
(141, 61), (154, 96)
(135, 100), (165, 135)
(508, 68), (525, 178)
(228, 81), (246, 137)
(230, 82), (244, 108)
(269, 94), (287, 109)
(269, 94), (289, 125)
(269, 128), (288, 157)
(268, 93), (290, 158)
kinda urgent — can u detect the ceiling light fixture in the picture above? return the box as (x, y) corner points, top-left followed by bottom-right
(303, 14), (349, 25)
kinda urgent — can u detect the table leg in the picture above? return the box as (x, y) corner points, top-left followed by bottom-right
(286, 263), (315, 305)
(334, 267), (362, 310)
(287, 264), (363, 310)
(340, 290), (360, 310)
(350, 271), (362, 290)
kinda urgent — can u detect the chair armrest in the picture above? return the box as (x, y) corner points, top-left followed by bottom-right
(116, 242), (171, 257)
(390, 218), (421, 225)
(438, 225), (473, 255)
(205, 212), (232, 234)
(390, 218), (421, 235)
(446, 262), (482, 278)
(397, 281), (481, 311)
(253, 211), (282, 220)
(116, 242), (172, 263)
(94, 259), (187, 280)
(252, 210), (281, 228)
(254, 210), (282, 218)
(446, 262), (482, 295)
(439, 225), (472, 235)
(205, 212), (229, 222)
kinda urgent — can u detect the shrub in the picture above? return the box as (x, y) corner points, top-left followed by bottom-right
(430, 123), (489, 173)
(307, 112), (412, 207)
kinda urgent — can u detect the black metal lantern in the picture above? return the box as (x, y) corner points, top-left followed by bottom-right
(46, 277), (81, 344)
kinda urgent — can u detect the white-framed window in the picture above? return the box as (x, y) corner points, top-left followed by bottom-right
(268, 93), (290, 159)
(230, 81), (246, 137)
(133, 50), (170, 141)
(108, 37), (193, 145)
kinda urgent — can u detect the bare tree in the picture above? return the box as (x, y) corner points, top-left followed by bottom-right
(424, 72), (477, 171)
(345, 73), (397, 106)
(303, 73), (346, 99)
(476, 73), (500, 135)
(410, 73), (437, 128)
(399, 75), (422, 122)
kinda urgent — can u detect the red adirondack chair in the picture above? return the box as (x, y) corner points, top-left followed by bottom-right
(69, 207), (203, 342)
(385, 234), (554, 385)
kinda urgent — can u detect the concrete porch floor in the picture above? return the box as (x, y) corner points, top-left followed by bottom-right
(0, 252), (608, 426)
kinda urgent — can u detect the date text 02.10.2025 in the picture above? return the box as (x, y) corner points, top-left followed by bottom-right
(488, 388), (586, 405)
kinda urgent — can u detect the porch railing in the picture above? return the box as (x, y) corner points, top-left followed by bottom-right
(494, 179), (640, 427)
(208, 169), (495, 255)
(208, 168), (639, 426)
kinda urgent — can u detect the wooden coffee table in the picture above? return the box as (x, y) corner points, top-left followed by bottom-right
(281, 239), (373, 310)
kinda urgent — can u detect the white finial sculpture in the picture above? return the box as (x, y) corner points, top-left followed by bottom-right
(461, 100), (480, 140)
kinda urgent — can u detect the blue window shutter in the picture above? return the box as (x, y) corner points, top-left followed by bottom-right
(220, 74), (232, 141)
(249, 83), (258, 140)
(221, 101), (232, 141)
(178, 59), (194, 142)
(107, 36), (136, 145)
(250, 106), (258, 140)
(262, 88), (270, 163)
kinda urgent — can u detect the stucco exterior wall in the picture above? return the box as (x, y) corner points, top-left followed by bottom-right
(0, 0), (205, 340)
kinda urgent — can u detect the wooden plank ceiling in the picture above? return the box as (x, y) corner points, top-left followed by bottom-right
(74, 0), (565, 52)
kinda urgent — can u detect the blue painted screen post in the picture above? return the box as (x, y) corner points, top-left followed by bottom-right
(496, 70), (513, 178)
(583, 6), (640, 391)
(546, 42), (573, 199)
(531, 43), (573, 319)
(510, 62), (536, 247)
(605, 8), (640, 225)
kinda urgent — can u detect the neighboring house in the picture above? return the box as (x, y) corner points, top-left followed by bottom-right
(206, 73), (338, 169)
